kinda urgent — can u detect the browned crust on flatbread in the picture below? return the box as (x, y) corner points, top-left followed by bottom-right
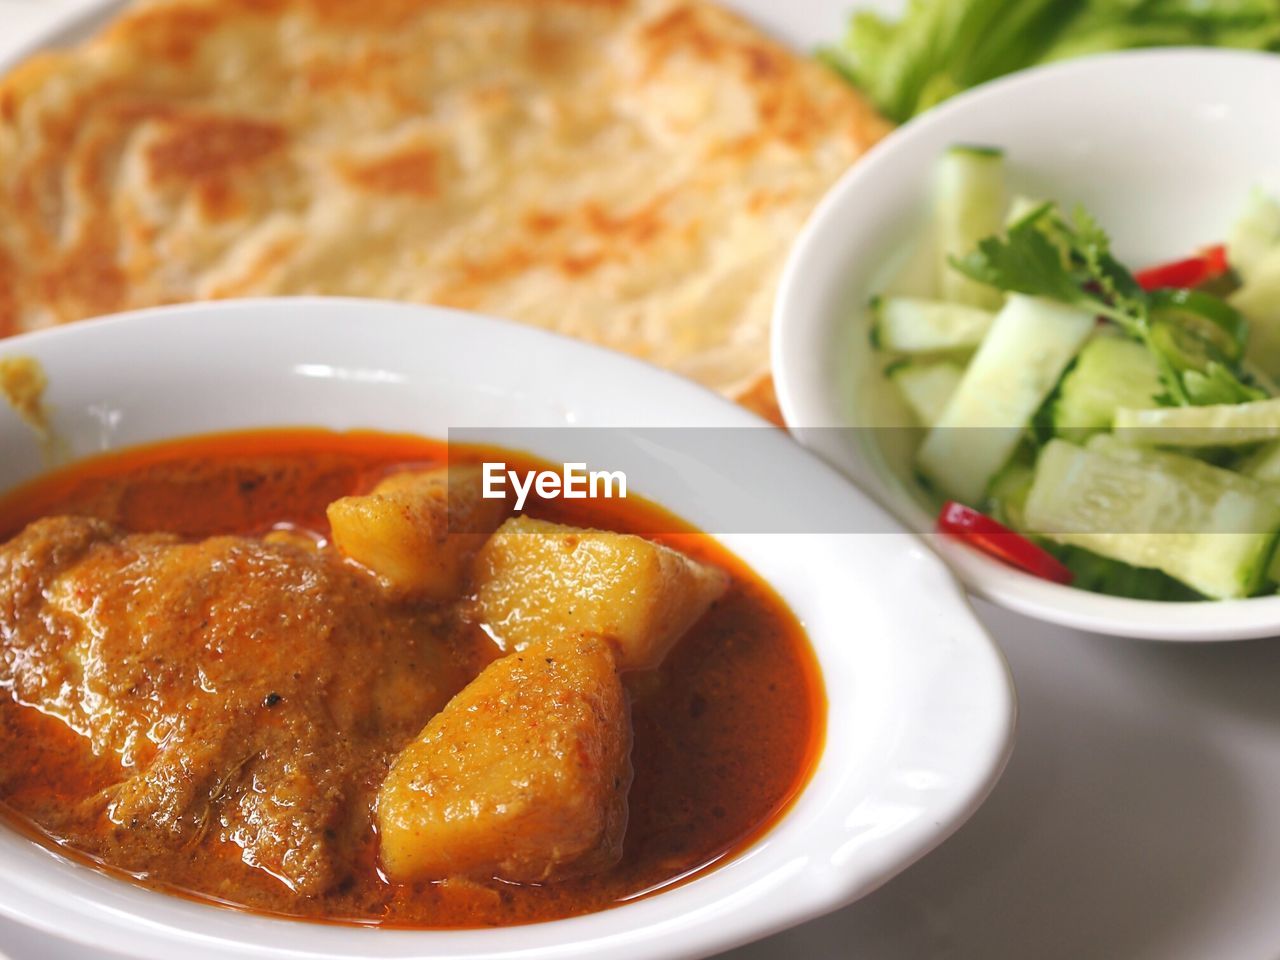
(736, 374), (784, 426)
(0, 0), (889, 395)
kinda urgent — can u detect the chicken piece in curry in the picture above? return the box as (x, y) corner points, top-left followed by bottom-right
(0, 514), (476, 896)
(0, 431), (823, 926)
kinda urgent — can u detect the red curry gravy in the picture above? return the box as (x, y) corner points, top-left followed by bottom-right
(0, 429), (824, 927)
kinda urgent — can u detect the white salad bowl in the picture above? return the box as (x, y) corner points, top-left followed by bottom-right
(0, 299), (1014, 960)
(773, 48), (1280, 641)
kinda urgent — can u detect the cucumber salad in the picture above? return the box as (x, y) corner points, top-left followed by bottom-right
(873, 145), (1280, 601)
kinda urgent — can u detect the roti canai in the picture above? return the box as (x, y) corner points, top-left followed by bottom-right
(0, 0), (887, 398)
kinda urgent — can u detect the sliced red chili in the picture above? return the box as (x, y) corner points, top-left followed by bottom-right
(1135, 244), (1229, 292)
(936, 500), (1074, 585)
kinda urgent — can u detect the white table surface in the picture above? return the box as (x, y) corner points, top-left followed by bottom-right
(1, 2), (1279, 959)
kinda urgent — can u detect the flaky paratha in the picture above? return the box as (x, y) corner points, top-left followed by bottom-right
(0, 0), (887, 397)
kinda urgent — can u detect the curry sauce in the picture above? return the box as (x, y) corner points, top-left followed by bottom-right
(0, 429), (824, 927)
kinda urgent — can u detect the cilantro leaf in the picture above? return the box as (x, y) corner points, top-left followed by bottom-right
(951, 206), (1088, 307)
(950, 203), (1264, 409)
(1067, 207), (1146, 318)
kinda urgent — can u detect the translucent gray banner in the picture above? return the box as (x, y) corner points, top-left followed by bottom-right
(442, 427), (1280, 536)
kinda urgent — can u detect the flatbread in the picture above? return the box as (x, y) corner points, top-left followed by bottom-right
(0, 0), (887, 397)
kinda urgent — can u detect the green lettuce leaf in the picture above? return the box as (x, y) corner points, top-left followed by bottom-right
(823, 0), (1280, 123)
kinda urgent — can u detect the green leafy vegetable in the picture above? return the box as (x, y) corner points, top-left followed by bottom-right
(953, 203), (1083, 305)
(952, 205), (1145, 336)
(952, 205), (1262, 407)
(823, 0), (1280, 123)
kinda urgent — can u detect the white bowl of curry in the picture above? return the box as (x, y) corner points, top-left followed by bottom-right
(0, 299), (1013, 960)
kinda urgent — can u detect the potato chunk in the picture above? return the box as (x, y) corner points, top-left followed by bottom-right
(327, 466), (508, 600)
(472, 516), (727, 671)
(377, 633), (631, 883)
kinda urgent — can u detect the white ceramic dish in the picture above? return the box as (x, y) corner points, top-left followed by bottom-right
(772, 48), (1280, 641)
(0, 299), (1015, 960)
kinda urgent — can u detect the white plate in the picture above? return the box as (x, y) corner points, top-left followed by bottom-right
(0, 298), (1015, 960)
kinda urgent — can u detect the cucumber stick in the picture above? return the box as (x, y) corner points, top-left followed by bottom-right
(986, 457), (1035, 530)
(936, 146), (1007, 309)
(1005, 195), (1044, 228)
(1052, 335), (1162, 439)
(916, 294), (1094, 504)
(1024, 439), (1280, 599)
(888, 361), (963, 426)
(1088, 434), (1280, 499)
(1228, 189), (1280, 282)
(872, 297), (995, 353)
(1114, 395), (1280, 447)
(1241, 441), (1280, 484)
(1088, 436), (1280, 590)
(883, 228), (938, 300)
(1231, 247), (1280, 377)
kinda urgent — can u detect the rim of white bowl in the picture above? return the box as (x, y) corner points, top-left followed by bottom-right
(0, 298), (1016, 960)
(772, 48), (1280, 642)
